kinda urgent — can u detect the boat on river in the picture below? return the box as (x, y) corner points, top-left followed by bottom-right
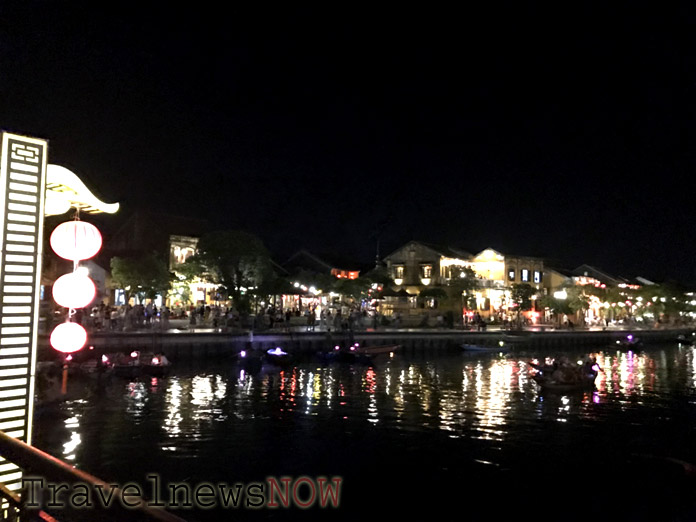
(530, 358), (599, 392)
(615, 334), (643, 350)
(317, 345), (373, 365)
(316, 343), (398, 365)
(140, 353), (172, 377)
(461, 343), (510, 353)
(356, 344), (400, 356)
(108, 351), (172, 378)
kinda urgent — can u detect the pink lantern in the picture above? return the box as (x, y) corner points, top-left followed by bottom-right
(50, 221), (102, 261)
(50, 322), (87, 354)
(52, 272), (96, 309)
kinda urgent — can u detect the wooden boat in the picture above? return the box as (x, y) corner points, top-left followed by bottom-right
(318, 349), (373, 365)
(234, 349), (263, 373)
(461, 343), (510, 353)
(140, 353), (172, 376)
(533, 374), (597, 392)
(530, 359), (599, 392)
(354, 344), (400, 356)
(316, 344), (375, 365)
(110, 351), (143, 378)
(615, 334), (643, 349)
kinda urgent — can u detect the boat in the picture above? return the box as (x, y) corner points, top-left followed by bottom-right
(316, 344), (375, 365)
(354, 344), (400, 356)
(110, 351), (143, 379)
(461, 343), (510, 353)
(530, 358), (599, 392)
(234, 349), (263, 373)
(675, 332), (695, 344)
(615, 334), (643, 349)
(140, 353), (172, 377)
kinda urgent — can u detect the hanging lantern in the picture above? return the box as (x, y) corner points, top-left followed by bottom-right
(50, 322), (87, 354)
(52, 272), (96, 309)
(50, 220), (102, 261)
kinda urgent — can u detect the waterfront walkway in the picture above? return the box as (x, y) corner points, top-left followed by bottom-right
(36, 318), (695, 361)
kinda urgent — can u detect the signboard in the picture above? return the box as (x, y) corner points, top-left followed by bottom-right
(0, 132), (48, 490)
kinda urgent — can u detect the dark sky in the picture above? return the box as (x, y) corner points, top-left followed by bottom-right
(2, 3), (696, 283)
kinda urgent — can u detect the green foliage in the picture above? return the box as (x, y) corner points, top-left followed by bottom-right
(192, 230), (273, 304)
(110, 252), (172, 302)
(363, 265), (394, 286)
(448, 266), (480, 309)
(510, 283), (535, 311)
(418, 287), (449, 299)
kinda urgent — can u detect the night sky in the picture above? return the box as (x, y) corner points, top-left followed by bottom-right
(2, 3), (696, 284)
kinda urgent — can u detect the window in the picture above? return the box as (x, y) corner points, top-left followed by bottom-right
(508, 269), (515, 282)
(533, 271), (542, 284)
(394, 266), (404, 279)
(420, 265), (432, 278)
(521, 269), (529, 282)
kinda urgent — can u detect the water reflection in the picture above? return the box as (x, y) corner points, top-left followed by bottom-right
(34, 344), (696, 472)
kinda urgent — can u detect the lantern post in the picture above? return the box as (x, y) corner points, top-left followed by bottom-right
(48, 216), (103, 394)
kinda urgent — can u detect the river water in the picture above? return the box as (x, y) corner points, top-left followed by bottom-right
(32, 342), (696, 522)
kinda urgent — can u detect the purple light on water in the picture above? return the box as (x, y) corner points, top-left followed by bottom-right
(240, 350), (247, 358)
(627, 335), (633, 341)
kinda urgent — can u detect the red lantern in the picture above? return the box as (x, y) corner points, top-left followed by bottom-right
(50, 221), (102, 261)
(50, 322), (87, 353)
(52, 272), (96, 309)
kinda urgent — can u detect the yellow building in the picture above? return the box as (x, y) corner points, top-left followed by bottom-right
(383, 241), (560, 320)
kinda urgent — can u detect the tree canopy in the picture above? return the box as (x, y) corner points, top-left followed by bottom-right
(110, 252), (172, 303)
(191, 230), (274, 307)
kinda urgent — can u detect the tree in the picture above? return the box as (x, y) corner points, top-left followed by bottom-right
(510, 283), (535, 325)
(565, 285), (590, 326)
(448, 266), (480, 311)
(110, 252), (172, 303)
(170, 258), (206, 307)
(191, 230), (273, 309)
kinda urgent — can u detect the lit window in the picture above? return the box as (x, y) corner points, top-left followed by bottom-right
(420, 265), (432, 278)
(521, 269), (529, 282)
(533, 271), (541, 284)
(394, 266), (404, 279)
(508, 269), (515, 282)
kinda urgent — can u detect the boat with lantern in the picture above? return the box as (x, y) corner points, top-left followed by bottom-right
(233, 349), (264, 373)
(529, 357), (600, 392)
(141, 353), (172, 376)
(316, 342), (398, 365)
(615, 334), (643, 350)
(109, 351), (143, 378)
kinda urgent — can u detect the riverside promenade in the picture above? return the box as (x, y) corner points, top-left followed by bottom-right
(37, 320), (695, 362)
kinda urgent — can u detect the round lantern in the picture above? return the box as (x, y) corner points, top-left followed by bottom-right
(52, 272), (96, 309)
(50, 322), (88, 354)
(50, 220), (102, 261)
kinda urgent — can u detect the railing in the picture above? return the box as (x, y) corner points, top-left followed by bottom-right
(0, 480), (56, 521)
(0, 431), (186, 522)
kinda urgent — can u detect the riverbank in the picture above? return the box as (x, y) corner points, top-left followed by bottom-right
(37, 324), (695, 362)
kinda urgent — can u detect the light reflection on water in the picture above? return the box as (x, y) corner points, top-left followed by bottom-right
(32, 343), (696, 519)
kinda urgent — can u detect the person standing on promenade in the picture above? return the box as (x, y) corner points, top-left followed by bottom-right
(162, 306), (170, 330)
